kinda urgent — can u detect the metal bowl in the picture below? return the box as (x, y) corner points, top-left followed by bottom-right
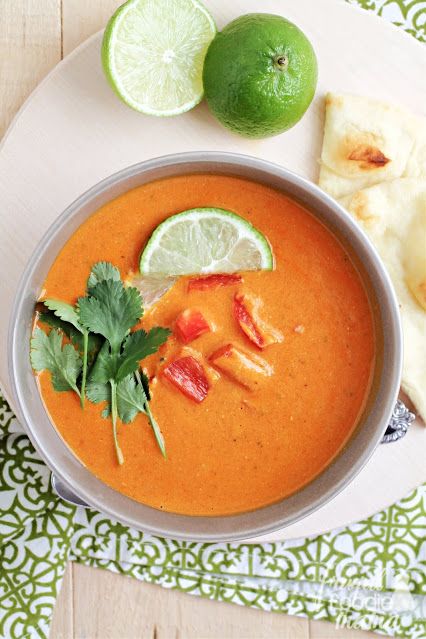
(8, 151), (402, 541)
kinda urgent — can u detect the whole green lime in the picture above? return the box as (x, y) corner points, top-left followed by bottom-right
(202, 13), (318, 138)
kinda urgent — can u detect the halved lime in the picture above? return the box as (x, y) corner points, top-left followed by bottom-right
(139, 208), (274, 275)
(101, 0), (216, 116)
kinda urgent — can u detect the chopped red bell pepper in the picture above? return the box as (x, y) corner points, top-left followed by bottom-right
(233, 291), (283, 350)
(162, 356), (209, 403)
(180, 346), (220, 385)
(188, 273), (243, 292)
(209, 343), (272, 391)
(174, 308), (210, 344)
(233, 293), (265, 348)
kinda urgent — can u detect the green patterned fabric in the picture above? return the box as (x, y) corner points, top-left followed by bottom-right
(1, 2), (425, 638)
(348, 0), (425, 42)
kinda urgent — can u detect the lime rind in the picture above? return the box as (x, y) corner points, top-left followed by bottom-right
(102, 0), (217, 116)
(139, 207), (274, 276)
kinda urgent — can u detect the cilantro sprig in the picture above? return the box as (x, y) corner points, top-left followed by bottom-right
(86, 352), (167, 458)
(31, 262), (171, 465)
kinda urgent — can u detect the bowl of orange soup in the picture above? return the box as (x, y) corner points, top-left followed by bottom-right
(8, 152), (402, 541)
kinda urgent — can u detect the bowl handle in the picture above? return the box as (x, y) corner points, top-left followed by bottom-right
(51, 474), (89, 508)
(381, 399), (415, 444)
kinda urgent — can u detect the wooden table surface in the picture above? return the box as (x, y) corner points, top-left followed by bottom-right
(0, 2), (380, 637)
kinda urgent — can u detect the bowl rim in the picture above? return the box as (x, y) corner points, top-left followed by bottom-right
(8, 151), (403, 541)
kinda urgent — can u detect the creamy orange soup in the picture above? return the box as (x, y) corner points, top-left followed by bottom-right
(37, 174), (375, 515)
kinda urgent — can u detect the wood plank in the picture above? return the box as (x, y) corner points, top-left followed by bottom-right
(62, 0), (121, 55)
(72, 563), (155, 638)
(0, 1), (69, 636)
(72, 563), (309, 639)
(50, 564), (74, 639)
(0, 0), (61, 137)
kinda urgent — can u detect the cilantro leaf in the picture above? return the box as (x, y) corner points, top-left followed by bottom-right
(42, 299), (92, 408)
(31, 327), (82, 394)
(43, 299), (83, 332)
(86, 376), (144, 424)
(116, 327), (171, 381)
(87, 327), (171, 383)
(87, 261), (120, 292)
(87, 375), (148, 422)
(39, 310), (103, 364)
(86, 381), (110, 404)
(78, 280), (142, 353)
(39, 309), (81, 342)
(88, 344), (119, 384)
(85, 341), (115, 418)
(116, 375), (147, 423)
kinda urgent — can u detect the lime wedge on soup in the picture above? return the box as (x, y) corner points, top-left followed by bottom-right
(139, 207), (274, 275)
(101, 0), (216, 116)
(126, 273), (177, 308)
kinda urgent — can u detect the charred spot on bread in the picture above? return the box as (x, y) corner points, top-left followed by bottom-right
(348, 144), (390, 169)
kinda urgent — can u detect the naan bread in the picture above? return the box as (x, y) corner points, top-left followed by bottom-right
(405, 209), (426, 312)
(340, 179), (426, 422)
(319, 93), (426, 422)
(319, 93), (426, 199)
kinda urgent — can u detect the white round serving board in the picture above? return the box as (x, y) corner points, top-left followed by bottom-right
(1, 0), (425, 543)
